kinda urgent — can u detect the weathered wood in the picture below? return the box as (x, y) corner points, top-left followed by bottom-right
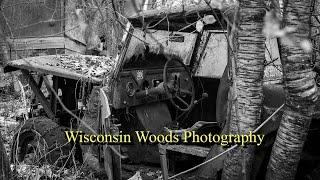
(111, 125), (122, 180)
(100, 88), (113, 180)
(159, 144), (169, 180)
(21, 70), (55, 120)
(165, 144), (210, 157)
(50, 76), (58, 115)
(4, 55), (104, 83)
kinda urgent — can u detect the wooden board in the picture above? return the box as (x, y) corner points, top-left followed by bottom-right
(165, 144), (210, 157)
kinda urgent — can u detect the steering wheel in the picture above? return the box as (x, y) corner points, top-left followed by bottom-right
(163, 57), (195, 111)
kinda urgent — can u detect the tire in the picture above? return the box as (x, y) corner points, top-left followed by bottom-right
(11, 117), (72, 166)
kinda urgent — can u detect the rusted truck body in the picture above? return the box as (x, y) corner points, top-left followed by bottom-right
(3, 1), (320, 180)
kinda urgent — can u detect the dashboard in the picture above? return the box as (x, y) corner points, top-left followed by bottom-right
(111, 67), (191, 109)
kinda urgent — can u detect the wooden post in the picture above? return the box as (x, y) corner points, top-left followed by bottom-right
(110, 124), (122, 180)
(50, 76), (58, 115)
(100, 88), (113, 180)
(159, 144), (169, 180)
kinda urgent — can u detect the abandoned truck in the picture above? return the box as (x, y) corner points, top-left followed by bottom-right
(3, 3), (320, 180)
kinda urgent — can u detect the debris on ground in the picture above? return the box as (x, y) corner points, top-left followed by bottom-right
(51, 55), (116, 78)
(128, 171), (142, 180)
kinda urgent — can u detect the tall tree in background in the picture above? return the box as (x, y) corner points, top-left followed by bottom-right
(0, 1), (11, 178)
(266, 0), (318, 179)
(0, 0), (9, 66)
(222, 0), (266, 179)
(311, 0), (320, 69)
(0, 132), (10, 180)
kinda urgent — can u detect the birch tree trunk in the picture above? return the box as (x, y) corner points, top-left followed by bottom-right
(311, 0), (320, 67)
(221, 1), (266, 179)
(265, 0), (318, 179)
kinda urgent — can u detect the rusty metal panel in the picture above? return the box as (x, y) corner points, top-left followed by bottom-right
(3, 55), (114, 83)
(194, 33), (282, 80)
(125, 29), (197, 65)
(194, 31), (228, 78)
(135, 102), (172, 135)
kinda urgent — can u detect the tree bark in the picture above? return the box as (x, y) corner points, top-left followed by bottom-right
(311, 0), (320, 66)
(221, 0), (266, 179)
(0, 2), (13, 179)
(265, 0), (318, 179)
(0, 132), (10, 180)
(0, 5), (10, 66)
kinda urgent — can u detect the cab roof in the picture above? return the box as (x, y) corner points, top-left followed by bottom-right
(127, 0), (236, 31)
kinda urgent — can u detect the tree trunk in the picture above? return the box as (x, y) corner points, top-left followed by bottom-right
(221, 0), (266, 179)
(0, 2), (11, 178)
(265, 0), (318, 179)
(0, 6), (10, 66)
(311, 0), (320, 67)
(0, 132), (10, 180)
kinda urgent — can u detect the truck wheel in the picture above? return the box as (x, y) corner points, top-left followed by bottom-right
(11, 117), (72, 166)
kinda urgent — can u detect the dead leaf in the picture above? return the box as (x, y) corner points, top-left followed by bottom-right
(128, 171), (142, 180)
(196, 20), (204, 32)
(203, 15), (216, 25)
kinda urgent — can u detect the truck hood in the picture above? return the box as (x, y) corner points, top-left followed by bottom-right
(4, 55), (116, 83)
